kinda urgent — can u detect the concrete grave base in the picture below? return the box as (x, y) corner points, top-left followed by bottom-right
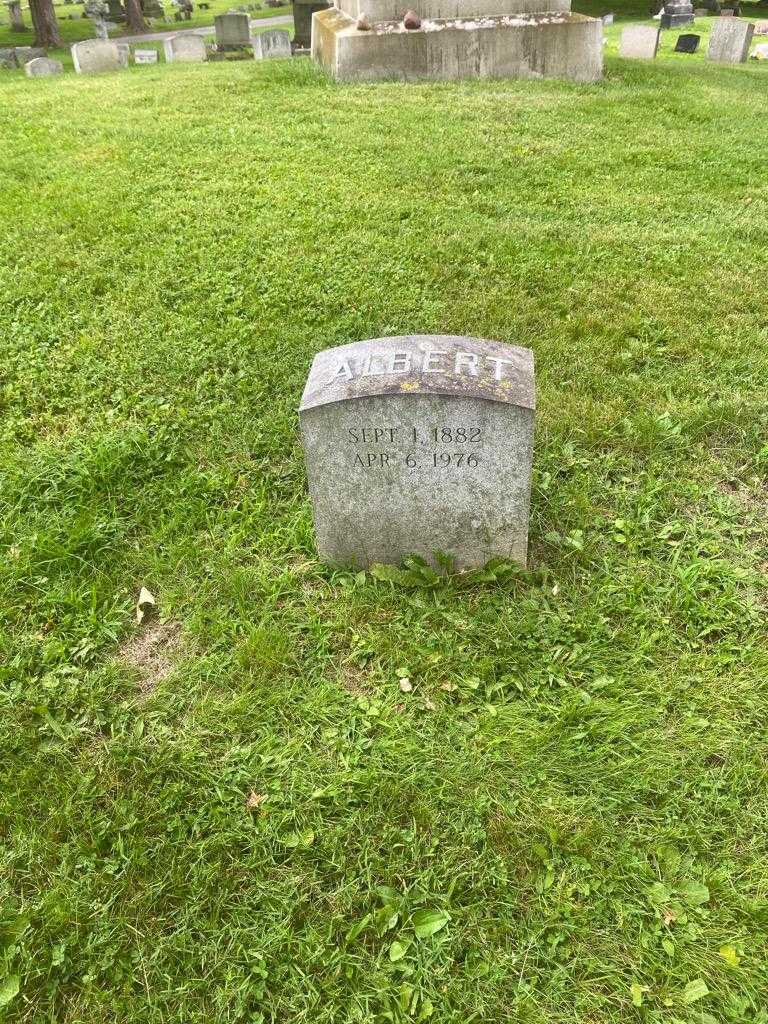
(312, 7), (602, 82)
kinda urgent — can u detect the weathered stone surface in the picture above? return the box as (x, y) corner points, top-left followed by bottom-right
(618, 24), (660, 57)
(337, 0), (570, 19)
(134, 46), (159, 62)
(163, 31), (207, 61)
(299, 335), (535, 571)
(71, 38), (121, 72)
(313, 8), (602, 81)
(215, 11), (250, 45)
(707, 15), (753, 60)
(252, 27), (292, 56)
(25, 55), (64, 75)
(292, 0), (330, 47)
(14, 45), (46, 65)
(116, 41), (130, 65)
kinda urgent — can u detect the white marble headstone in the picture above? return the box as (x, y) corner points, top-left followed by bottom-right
(71, 38), (121, 73)
(707, 16), (753, 61)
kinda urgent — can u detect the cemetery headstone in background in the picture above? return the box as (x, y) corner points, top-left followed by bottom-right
(292, 0), (329, 48)
(116, 42), (129, 66)
(619, 24), (661, 57)
(661, 0), (694, 27)
(25, 55), (64, 75)
(71, 38), (121, 72)
(252, 28), (291, 57)
(214, 11), (250, 47)
(674, 31), (700, 49)
(707, 16), (753, 60)
(164, 32), (207, 60)
(134, 47), (158, 62)
(299, 335), (535, 571)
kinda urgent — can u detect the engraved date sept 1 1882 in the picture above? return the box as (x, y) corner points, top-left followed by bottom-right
(347, 426), (483, 470)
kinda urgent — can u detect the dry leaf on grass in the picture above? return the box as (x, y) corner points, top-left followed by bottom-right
(246, 791), (267, 811)
(399, 677), (413, 693)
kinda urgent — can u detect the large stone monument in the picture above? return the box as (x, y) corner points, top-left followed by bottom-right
(312, 0), (602, 82)
(299, 335), (535, 571)
(660, 0), (693, 27)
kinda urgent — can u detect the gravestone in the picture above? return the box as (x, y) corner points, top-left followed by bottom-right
(163, 31), (207, 60)
(71, 38), (121, 72)
(13, 45), (46, 64)
(214, 11), (250, 46)
(707, 15), (753, 60)
(25, 55), (64, 74)
(116, 41), (129, 65)
(619, 24), (660, 56)
(753, 19), (768, 32)
(292, 0), (330, 47)
(661, 0), (693, 27)
(299, 335), (535, 571)
(601, 11), (614, 23)
(693, 6), (708, 14)
(752, 40), (768, 56)
(252, 27), (291, 57)
(674, 30), (699, 48)
(134, 46), (158, 62)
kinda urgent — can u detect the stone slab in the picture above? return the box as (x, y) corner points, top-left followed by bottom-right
(299, 335), (535, 571)
(25, 55), (64, 75)
(252, 27), (292, 56)
(215, 11), (250, 45)
(116, 41), (129, 66)
(752, 40), (768, 56)
(71, 38), (121, 72)
(618, 24), (660, 57)
(134, 47), (158, 62)
(337, 0), (569, 20)
(707, 15), (753, 60)
(674, 30), (699, 49)
(164, 31), (207, 60)
(313, 8), (603, 82)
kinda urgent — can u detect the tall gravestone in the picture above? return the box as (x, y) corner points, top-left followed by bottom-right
(707, 16), (753, 60)
(661, 0), (693, 27)
(299, 335), (535, 571)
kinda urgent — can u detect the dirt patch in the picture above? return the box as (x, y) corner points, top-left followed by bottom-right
(340, 661), (374, 696)
(119, 620), (183, 694)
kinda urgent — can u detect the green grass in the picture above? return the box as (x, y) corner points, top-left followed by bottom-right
(1, 44), (768, 1024)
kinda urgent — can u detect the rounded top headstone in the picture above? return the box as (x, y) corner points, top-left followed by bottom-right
(299, 335), (535, 414)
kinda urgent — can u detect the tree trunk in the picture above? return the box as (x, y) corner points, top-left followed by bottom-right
(8, 0), (27, 32)
(29, 0), (63, 46)
(124, 0), (148, 31)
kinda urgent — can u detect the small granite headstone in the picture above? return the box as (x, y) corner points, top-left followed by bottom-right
(252, 27), (291, 57)
(674, 31), (700, 49)
(619, 24), (661, 56)
(163, 31), (207, 60)
(71, 38), (121, 72)
(134, 47), (158, 62)
(707, 16), (753, 60)
(299, 335), (535, 571)
(116, 41), (129, 65)
(214, 11), (250, 47)
(25, 55), (64, 75)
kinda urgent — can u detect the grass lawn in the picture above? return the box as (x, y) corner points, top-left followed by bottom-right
(1, 37), (768, 1024)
